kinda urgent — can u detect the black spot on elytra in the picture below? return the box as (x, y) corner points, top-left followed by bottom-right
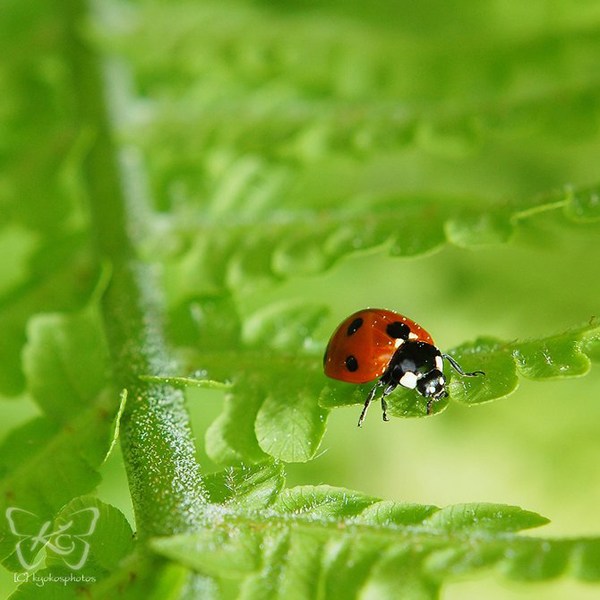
(386, 321), (410, 339)
(345, 355), (359, 372)
(346, 317), (364, 336)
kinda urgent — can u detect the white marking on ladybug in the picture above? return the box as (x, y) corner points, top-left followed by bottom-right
(435, 355), (443, 371)
(408, 332), (419, 340)
(399, 372), (418, 389)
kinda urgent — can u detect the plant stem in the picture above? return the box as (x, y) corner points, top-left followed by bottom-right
(62, 0), (208, 537)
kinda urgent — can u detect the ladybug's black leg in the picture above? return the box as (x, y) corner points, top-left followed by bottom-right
(442, 354), (485, 378)
(381, 397), (389, 422)
(357, 382), (382, 428)
(380, 381), (397, 422)
(426, 397), (436, 415)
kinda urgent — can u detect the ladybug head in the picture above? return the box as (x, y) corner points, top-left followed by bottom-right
(416, 369), (447, 401)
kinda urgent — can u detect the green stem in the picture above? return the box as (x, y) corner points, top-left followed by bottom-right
(63, 0), (207, 537)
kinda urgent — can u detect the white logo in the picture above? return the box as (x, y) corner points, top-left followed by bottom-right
(6, 507), (100, 571)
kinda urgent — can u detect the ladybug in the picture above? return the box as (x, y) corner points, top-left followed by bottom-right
(323, 308), (484, 427)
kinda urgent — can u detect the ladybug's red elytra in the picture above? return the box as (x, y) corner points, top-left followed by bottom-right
(323, 308), (484, 427)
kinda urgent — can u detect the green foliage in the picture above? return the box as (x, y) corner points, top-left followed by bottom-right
(2, 0), (600, 598)
(47, 496), (134, 572)
(171, 305), (599, 454)
(156, 188), (600, 299)
(0, 307), (120, 572)
(22, 311), (110, 421)
(151, 464), (600, 599)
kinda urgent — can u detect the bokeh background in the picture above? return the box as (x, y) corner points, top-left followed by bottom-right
(3, 0), (600, 597)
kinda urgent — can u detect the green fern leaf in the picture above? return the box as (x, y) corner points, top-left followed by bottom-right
(45, 496), (134, 574)
(0, 309), (120, 570)
(174, 298), (598, 461)
(150, 477), (600, 599)
(22, 310), (110, 422)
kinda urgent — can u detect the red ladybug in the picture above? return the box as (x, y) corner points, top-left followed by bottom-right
(323, 308), (484, 426)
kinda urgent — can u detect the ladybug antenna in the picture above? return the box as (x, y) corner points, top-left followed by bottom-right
(442, 353), (485, 378)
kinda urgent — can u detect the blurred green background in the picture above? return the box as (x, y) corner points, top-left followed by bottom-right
(3, 0), (600, 597)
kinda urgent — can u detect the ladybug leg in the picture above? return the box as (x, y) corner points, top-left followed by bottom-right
(357, 382), (382, 428)
(381, 397), (389, 422)
(442, 353), (485, 378)
(426, 397), (438, 415)
(380, 381), (397, 422)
